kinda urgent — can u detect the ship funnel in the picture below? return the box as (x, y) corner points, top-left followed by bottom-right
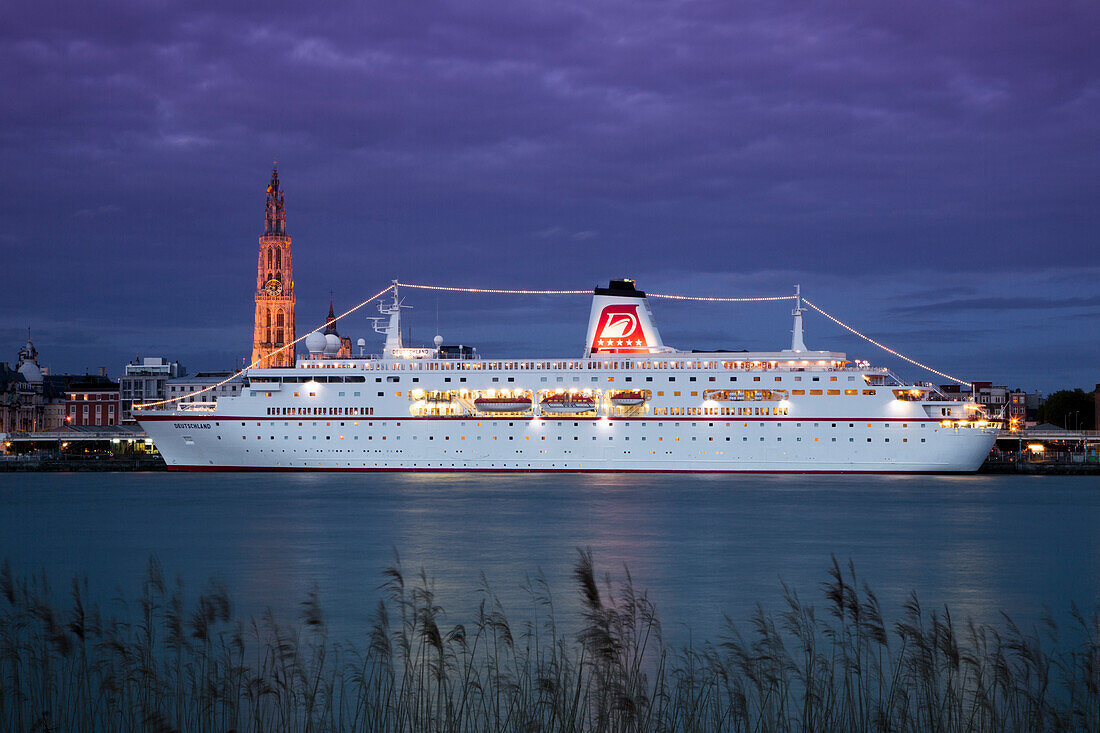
(584, 279), (667, 357)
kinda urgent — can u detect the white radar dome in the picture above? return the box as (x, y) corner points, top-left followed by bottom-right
(356, 338), (366, 348)
(434, 334), (443, 348)
(305, 331), (326, 355)
(324, 333), (341, 355)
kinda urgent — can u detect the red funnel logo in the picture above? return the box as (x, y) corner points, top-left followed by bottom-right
(591, 304), (649, 353)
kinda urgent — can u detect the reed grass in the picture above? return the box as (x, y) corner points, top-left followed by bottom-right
(1, 552), (1097, 732)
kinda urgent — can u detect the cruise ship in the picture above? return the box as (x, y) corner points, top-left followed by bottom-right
(137, 280), (999, 472)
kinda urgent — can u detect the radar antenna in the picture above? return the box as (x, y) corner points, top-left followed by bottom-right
(368, 280), (413, 356)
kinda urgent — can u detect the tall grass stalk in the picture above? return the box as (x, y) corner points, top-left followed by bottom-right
(0, 552), (1096, 731)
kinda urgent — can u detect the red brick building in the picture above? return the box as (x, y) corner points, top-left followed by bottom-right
(65, 376), (120, 426)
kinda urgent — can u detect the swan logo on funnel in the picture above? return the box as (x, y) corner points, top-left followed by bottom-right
(591, 305), (649, 353)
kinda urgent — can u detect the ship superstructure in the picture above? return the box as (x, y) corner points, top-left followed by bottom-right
(138, 280), (999, 472)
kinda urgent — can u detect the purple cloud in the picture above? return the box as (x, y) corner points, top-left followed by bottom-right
(1, 0), (1097, 390)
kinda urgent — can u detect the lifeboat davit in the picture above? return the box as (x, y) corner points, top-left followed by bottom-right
(540, 393), (597, 414)
(608, 390), (646, 407)
(474, 397), (532, 413)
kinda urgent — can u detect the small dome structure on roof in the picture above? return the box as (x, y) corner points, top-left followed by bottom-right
(18, 361), (42, 383)
(305, 331), (326, 355)
(323, 333), (340, 355)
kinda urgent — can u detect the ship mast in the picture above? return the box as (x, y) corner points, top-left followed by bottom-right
(790, 284), (807, 353)
(372, 280), (409, 358)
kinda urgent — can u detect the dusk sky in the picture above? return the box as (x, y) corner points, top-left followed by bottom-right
(2, 1), (1097, 392)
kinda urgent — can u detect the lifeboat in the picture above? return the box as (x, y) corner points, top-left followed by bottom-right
(473, 396), (532, 413)
(608, 390), (646, 407)
(540, 393), (597, 414)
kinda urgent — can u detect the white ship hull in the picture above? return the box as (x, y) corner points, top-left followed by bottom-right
(141, 412), (995, 473)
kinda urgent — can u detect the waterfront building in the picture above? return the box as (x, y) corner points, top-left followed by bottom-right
(65, 376), (120, 426)
(1, 337), (121, 431)
(167, 372), (244, 404)
(42, 400), (67, 430)
(119, 357), (186, 421)
(1008, 391), (1028, 428)
(944, 382), (1042, 428)
(251, 164), (296, 368)
(973, 382), (1009, 412)
(941, 382), (1009, 410)
(0, 367), (39, 433)
(0, 337), (46, 432)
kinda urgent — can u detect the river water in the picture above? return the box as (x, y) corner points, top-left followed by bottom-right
(1, 472), (1097, 646)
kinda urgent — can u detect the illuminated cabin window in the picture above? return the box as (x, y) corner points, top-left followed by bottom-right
(827, 390), (840, 395)
(862, 389), (877, 395)
(792, 389), (805, 395)
(809, 390), (823, 395)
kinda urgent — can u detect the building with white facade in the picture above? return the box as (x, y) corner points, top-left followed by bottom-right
(119, 357), (186, 422)
(167, 372), (244, 405)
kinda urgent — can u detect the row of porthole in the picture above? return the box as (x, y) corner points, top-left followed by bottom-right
(241, 436), (928, 454)
(238, 433), (930, 444)
(235, 417), (932, 427)
(232, 420), (927, 430)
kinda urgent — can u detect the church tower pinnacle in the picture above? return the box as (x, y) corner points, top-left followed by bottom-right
(264, 163), (287, 236)
(324, 297), (338, 334)
(251, 163), (296, 368)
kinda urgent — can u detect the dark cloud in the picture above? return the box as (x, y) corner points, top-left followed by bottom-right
(892, 295), (1100, 315)
(0, 0), (1097, 391)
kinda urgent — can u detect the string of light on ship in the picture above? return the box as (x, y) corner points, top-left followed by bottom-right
(134, 281), (970, 409)
(394, 282), (796, 302)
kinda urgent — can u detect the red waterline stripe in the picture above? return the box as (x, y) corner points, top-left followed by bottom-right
(167, 465), (964, 475)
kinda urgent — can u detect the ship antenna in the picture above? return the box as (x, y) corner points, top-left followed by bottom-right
(790, 284), (807, 352)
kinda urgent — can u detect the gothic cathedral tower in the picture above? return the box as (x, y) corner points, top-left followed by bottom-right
(251, 164), (296, 368)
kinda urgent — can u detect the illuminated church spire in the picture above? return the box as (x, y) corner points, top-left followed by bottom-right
(251, 162), (296, 369)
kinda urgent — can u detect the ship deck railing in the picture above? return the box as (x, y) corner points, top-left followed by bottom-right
(283, 361), (896, 374)
(272, 358), (949, 389)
